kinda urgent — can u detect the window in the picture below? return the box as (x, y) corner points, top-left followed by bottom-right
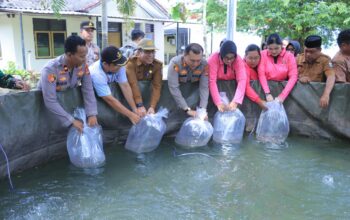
(145, 23), (154, 40)
(33, 18), (66, 58)
(97, 22), (122, 48)
(134, 23), (141, 30)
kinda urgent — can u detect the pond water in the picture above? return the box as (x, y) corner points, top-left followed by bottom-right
(1, 136), (350, 219)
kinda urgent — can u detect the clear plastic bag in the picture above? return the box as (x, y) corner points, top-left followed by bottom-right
(125, 108), (168, 153)
(256, 101), (289, 144)
(67, 108), (105, 168)
(213, 92), (246, 144)
(175, 108), (213, 148)
(213, 109), (246, 144)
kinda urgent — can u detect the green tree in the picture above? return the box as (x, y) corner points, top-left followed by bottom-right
(206, 0), (350, 46)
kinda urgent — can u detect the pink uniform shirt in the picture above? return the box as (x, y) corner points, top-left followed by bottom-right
(244, 61), (261, 103)
(258, 48), (297, 101)
(208, 52), (247, 105)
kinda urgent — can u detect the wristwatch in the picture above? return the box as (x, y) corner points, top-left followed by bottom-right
(184, 107), (191, 112)
(136, 102), (144, 108)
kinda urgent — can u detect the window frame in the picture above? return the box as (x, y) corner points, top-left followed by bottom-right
(51, 31), (66, 57)
(34, 31), (52, 59)
(33, 18), (67, 59)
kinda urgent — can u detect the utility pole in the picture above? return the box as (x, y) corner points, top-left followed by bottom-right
(226, 0), (237, 41)
(101, 0), (108, 48)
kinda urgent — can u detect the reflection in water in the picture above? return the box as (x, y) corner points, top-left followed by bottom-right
(0, 137), (350, 219)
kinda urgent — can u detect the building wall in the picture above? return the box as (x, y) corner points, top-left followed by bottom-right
(0, 1), (166, 72)
(0, 14), (20, 70)
(21, 14), (98, 71)
(0, 13), (98, 72)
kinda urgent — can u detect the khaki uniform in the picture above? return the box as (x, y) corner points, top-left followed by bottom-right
(167, 55), (209, 110)
(297, 53), (334, 82)
(126, 56), (163, 109)
(332, 51), (350, 82)
(86, 42), (100, 66)
(37, 55), (97, 127)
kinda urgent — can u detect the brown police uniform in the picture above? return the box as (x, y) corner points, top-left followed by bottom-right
(332, 51), (350, 82)
(37, 55), (97, 127)
(126, 56), (163, 109)
(297, 53), (335, 82)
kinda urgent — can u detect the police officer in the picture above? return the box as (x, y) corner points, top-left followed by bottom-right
(332, 29), (350, 82)
(89, 46), (140, 125)
(80, 21), (100, 66)
(297, 35), (335, 108)
(38, 35), (98, 132)
(126, 38), (163, 115)
(167, 43), (209, 117)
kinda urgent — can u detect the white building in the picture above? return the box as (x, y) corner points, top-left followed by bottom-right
(0, 0), (170, 72)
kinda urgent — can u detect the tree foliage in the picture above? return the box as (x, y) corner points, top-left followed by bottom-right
(171, 2), (188, 22)
(115, 0), (136, 17)
(206, 0), (226, 31)
(206, 0), (350, 45)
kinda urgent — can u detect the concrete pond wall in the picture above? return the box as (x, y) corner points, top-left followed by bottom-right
(1, 81), (350, 178)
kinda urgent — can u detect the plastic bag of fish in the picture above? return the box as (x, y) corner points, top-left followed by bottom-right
(125, 108), (168, 153)
(67, 108), (105, 168)
(256, 101), (289, 144)
(175, 108), (213, 148)
(213, 92), (246, 144)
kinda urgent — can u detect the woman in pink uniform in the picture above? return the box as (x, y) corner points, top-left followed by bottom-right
(208, 40), (247, 112)
(258, 33), (297, 103)
(244, 44), (267, 109)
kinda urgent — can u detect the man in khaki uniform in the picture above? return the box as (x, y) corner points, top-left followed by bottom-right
(80, 21), (100, 66)
(332, 29), (350, 83)
(297, 35), (335, 108)
(167, 43), (209, 117)
(126, 38), (163, 115)
(38, 35), (98, 132)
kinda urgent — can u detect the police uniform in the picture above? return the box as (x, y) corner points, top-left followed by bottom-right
(297, 35), (335, 82)
(81, 21), (100, 66)
(297, 53), (334, 82)
(332, 51), (350, 83)
(86, 42), (100, 66)
(167, 54), (209, 110)
(37, 55), (98, 127)
(126, 38), (163, 109)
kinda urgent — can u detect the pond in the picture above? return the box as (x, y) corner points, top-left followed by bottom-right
(1, 136), (350, 219)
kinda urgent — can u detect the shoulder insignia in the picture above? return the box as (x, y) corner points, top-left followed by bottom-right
(180, 69), (188, 75)
(59, 76), (67, 82)
(174, 64), (179, 72)
(194, 69), (202, 75)
(48, 74), (56, 83)
(84, 65), (90, 75)
(78, 71), (84, 77)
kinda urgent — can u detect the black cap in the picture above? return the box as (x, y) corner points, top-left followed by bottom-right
(304, 35), (322, 48)
(101, 46), (127, 66)
(80, 21), (96, 30)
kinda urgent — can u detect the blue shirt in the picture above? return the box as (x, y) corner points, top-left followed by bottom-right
(89, 61), (128, 97)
